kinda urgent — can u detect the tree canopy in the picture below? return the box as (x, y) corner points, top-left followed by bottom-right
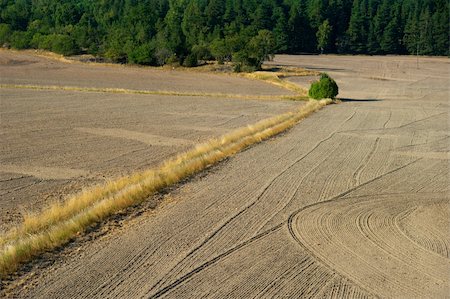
(0, 0), (447, 69)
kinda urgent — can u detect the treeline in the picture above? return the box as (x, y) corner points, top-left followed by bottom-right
(0, 0), (448, 68)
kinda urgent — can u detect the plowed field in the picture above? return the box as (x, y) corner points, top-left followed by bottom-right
(2, 54), (449, 298)
(0, 50), (296, 233)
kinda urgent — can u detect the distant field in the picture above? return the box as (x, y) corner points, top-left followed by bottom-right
(0, 51), (298, 233)
(0, 50), (292, 96)
(271, 54), (450, 101)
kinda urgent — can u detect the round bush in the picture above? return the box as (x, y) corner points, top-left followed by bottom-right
(308, 73), (339, 99)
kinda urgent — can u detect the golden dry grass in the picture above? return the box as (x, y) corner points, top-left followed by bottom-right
(0, 99), (331, 277)
(243, 72), (304, 94)
(0, 84), (285, 101)
(0, 48), (73, 64)
(242, 67), (318, 100)
(2, 49), (316, 102)
(0, 50), (323, 276)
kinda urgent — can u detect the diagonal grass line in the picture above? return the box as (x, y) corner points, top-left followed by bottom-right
(0, 102), (301, 245)
(0, 84), (294, 101)
(0, 99), (331, 277)
(242, 71), (313, 95)
(0, 105), (298, 244)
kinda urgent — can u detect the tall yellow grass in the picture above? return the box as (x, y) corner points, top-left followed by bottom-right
(242, 66), (319, 97)
(0, 99), (331, 277)
(243, 72), (305, 94)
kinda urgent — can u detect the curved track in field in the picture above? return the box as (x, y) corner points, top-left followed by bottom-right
(4, 55), (449, 298)
(289, 193), (450, 298)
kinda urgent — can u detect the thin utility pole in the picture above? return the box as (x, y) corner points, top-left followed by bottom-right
(416, 34), (419, 69)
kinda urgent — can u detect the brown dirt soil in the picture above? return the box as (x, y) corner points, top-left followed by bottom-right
(2, 54), (450, 298)
(0, 51), (299, 233)
(0, 50), (291, 96)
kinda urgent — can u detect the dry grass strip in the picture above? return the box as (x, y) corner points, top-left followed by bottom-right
(242, 69), (317, 100)
(0, 99), (331, 277)
(0, 83), (291, 101)
(243, 72), (305, 94)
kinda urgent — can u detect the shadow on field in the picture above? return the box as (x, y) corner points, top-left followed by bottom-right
(340, 98), (381, 102)
(264, 67), (283, 72)
(267, 64), (347, 73)
(303, 66), (349, 72)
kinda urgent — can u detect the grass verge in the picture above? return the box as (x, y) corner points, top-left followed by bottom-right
(0, 99), (331, 277)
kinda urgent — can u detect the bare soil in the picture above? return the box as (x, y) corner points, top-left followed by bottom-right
(2, 54), (449, 298)
(0, 50), (290, 95)
(0, 51), (297, 233)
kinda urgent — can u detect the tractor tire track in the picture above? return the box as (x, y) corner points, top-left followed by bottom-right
(149, 223), (284, 298)
(10, 55), (449, 299)
(288, 160), (449, 298)
(149, 108), (364, 293)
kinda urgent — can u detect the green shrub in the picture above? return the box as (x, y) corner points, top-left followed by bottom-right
(166, 54), (180, 66)
(10, 31), (31, 49)
(233, 62), (242, 72)
(31, 34), (79, 55)
(308, 73), (339, 99)
(30, 33), (42, 48)
(320, 73), (331, 80)
(52, 34), (79, 55)
(232, 50), (258, 72)
(37, 34), (53, 50)
(128, 42), (155, 65)
(0, 24), (12, 45)
(210, 38), (230, 64)
(192, 43), (212, 61)
(154, 47), (172, 66)
(182, 53), (198, 67)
